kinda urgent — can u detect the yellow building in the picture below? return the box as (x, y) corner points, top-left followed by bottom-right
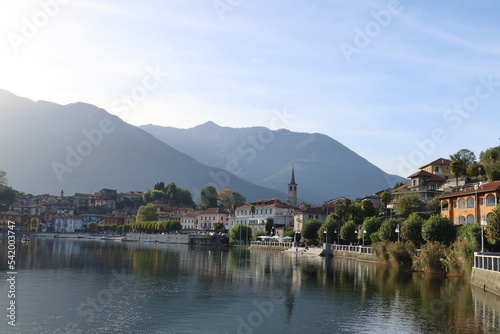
(420, 158), (452, 179)
(439, 181), (500, 225)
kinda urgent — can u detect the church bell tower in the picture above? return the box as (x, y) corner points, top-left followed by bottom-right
(287, 167), (297, 206)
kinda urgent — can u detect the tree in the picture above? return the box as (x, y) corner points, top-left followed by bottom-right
(363, 216), (381, 238)
(401, 213), (424, 247)
(422, 215), (456, 245)
(360, 199), (377, 218)
(450, 149), (477, 169)
(218, 189), (247, 211)
(334, 200), (351, 223)
(200, 186), (218, 209)
(0, 188), (16, 212)
(380, 191), (393, 208)
(136, 203), (159, 222)
(265, 218), (274, 235)
(301, 219), (322, 241)
(253, 230), (267, 241)
(154, 182), (165, 192)
(110, 224), (118, 233)
(214, 222), (226, 233)
(229, 223), (252, 244)
(123, 224), (132, 234)
(87, 222), (97, 233)
(318, 215), (341, 243)
(378, 218), (403, 242)
(450, 160), (466, 186)
(142, 189), (165, 203)
(426, 197), (441, 214)
(395, 193), (424, 217)
(103, 225), (110, 234)
(0, 170), (7, 186)
(467, 162), (484, 178)
(340, 220), (357, 244)
(485, 204), (500, 245)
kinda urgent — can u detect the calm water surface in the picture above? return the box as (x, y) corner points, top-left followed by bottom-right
(0, 238), (499, 334)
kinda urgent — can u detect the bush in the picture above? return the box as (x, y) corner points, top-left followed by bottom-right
(444, 239), (478, 276)
(386, 242), (416, 268)
(422, 215), (456, 245)
(372, 241), (390, 262)
(413, 241), (447, 272)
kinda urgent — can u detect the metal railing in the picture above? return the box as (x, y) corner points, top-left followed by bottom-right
(250, 241), (293, 247)
(474, 252), (500, 272)
(332, 244), (373, 254)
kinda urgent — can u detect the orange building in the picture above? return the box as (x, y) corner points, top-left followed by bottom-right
(420, 158), (452, 179)
(439, 181), (500, 225)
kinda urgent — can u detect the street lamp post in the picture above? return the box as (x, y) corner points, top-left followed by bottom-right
(324, 228), (328, 245)
(295, 230), (300, 252)
(335, 228), (339, 245)
(395, 224), (400, 242)
(481, 218), (488, 253)
(362, 229), (367, 246)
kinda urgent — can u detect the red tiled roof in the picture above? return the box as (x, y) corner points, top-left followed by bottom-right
(237, 199), (292, 210)
(438, 181), (500, 199)
(407, 170), (446, 182)
(198, 207), (229, 215)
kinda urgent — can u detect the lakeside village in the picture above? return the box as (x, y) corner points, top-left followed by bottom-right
(2, 147), (500, 279)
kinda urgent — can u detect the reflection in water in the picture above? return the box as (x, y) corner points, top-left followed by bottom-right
(0, 238), (499, 334)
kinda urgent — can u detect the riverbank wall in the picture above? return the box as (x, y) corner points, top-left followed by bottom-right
(471, 252), (500, 297)
(125, 233), (190, 244)
(332, 250), (379, 263)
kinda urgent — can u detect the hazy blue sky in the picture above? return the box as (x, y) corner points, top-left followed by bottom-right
(1, 0), (499, 177)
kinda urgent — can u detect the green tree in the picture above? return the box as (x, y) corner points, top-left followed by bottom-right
(380, 191), (393, 208)
(136, 203), (159, 222)
(229, 223), (252, 244)
(154, 182), (165, 192)
(395, 193), (424, 217)
(110, 224), (118, 233)
(87, 222), (97, 233)
(360, 199), (378, 218)
(200, 185), (218, 209)
(142, 189), (165, 203)
(426, 197), (441, 214)
(0, 188), (16, 212)
(0, 170), (7, 186)
(450, 149), (477, 170)
(218, 189), (247, 211)
(401, 213), (424, 247)
(301, 219), (322, 241)
(214, 222), (226, 233)
(318, 216), (340, 243)
(334, 200), (351, 223)
(379, 218), (403, 242)
(450, 159), (466, 186)
(265, 218), (274, 235)
(422, 215), (456, 245)
(458, 224), (481, 248)
(349, 202), (364, 225)
(340, 220), (357, 244)
(363, 216), (381, 239)
(123, 224), (132, 234)
(485, 204), (500, 245)
(103, 225), (110, 234)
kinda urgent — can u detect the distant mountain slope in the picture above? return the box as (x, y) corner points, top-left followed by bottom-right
(0, 90), (285, 201)
(141, 122), (407, 204)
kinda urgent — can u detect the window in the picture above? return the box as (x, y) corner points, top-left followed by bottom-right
(486, 194), (496, 207)
(459, 215), (466, 225)
(467, 214), (475, 225)
(466, 197), (475, 209)
(441, 200), (449, 211)
(458, 198), (466, 209)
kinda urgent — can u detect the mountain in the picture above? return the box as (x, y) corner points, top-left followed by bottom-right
(140, 122), (407, 204)
(0, 90), (285, 201)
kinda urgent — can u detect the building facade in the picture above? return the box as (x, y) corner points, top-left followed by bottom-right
(439, 181), (500, 225)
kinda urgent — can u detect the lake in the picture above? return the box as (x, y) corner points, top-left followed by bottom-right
(1, 238), (499, 334)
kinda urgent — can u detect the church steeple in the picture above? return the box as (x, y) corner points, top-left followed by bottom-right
(287, 167), (297, 206)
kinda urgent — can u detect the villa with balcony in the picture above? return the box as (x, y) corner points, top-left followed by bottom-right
(439, 180), (500, 225)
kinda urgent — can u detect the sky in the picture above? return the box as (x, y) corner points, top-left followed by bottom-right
(1, 0), (499, 178)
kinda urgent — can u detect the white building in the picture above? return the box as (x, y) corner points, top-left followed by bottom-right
(234, 199), (295, 232)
